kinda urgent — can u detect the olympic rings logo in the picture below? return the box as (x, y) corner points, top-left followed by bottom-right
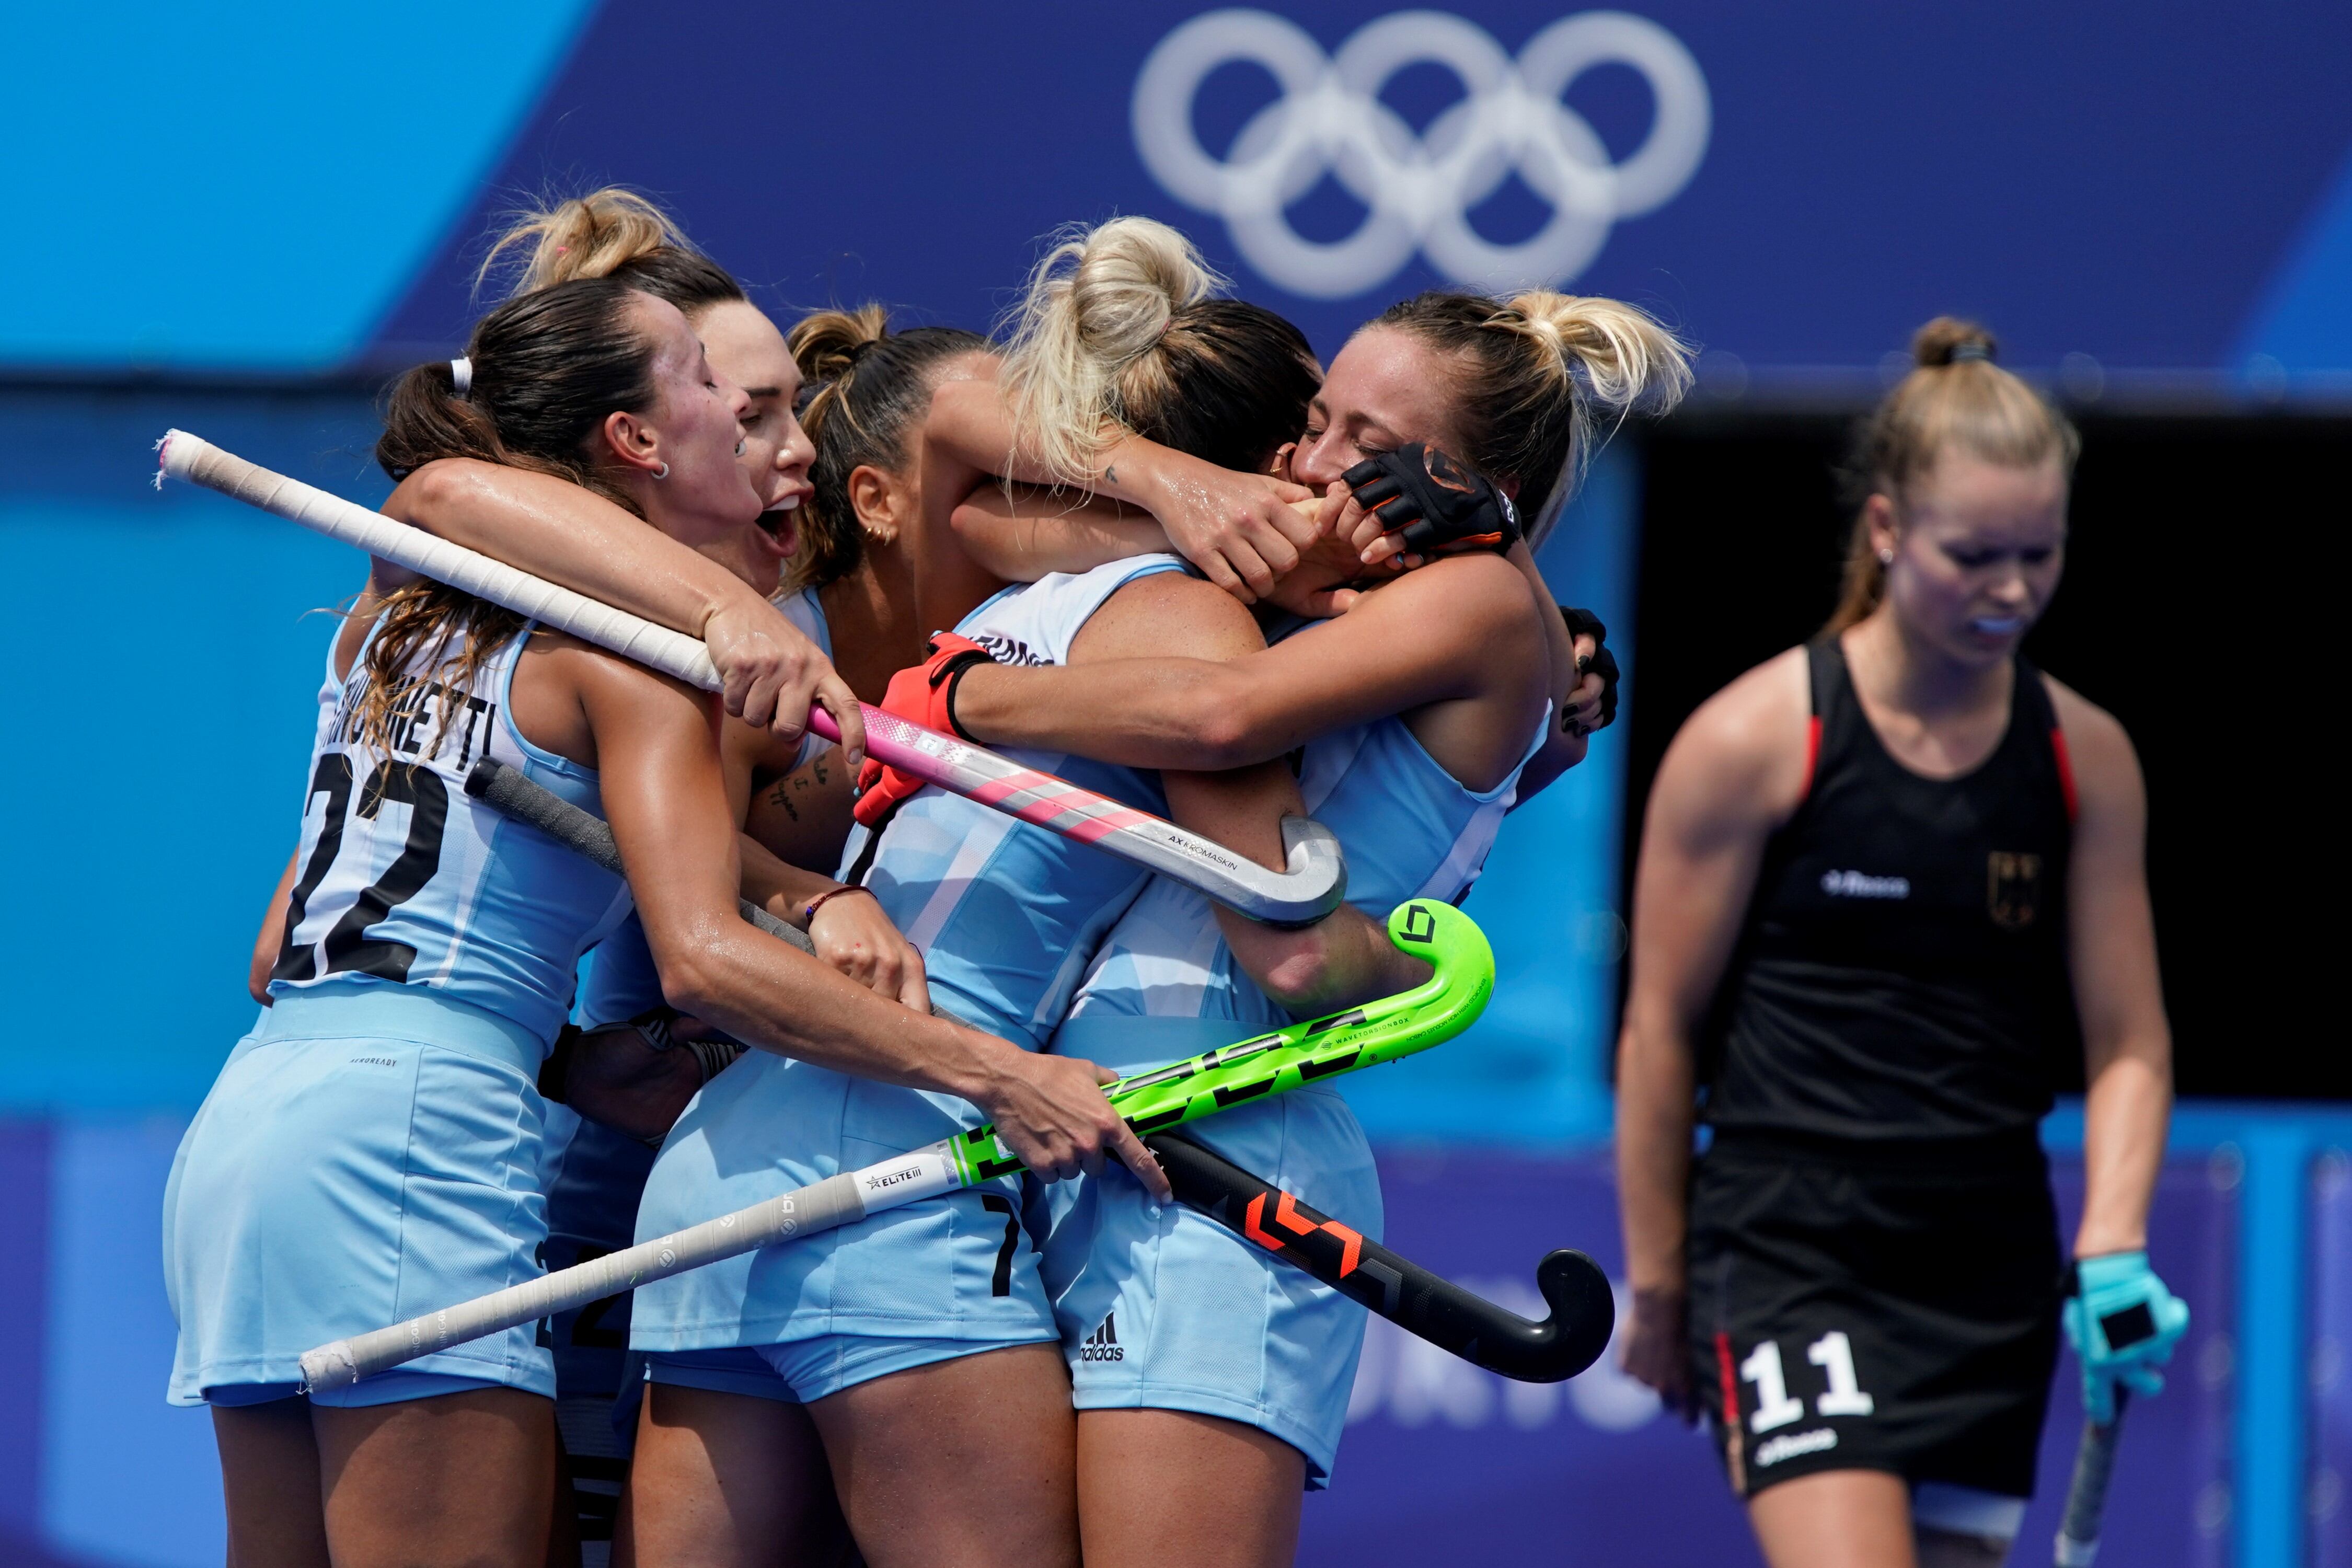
(1133, 9), (1710, 299)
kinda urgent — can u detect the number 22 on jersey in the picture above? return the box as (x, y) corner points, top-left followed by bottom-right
(275, 753), (451, 984)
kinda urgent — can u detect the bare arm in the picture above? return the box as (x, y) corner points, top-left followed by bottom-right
(1613, 650), (1811, 1414)
(248, 851), (298, 1004)
(1324, 491), (1605, 800)
(950, 483), (1172, 582)
(2051, 679), (2172, 1256)
(569, 642), (1166, 1194)
(951, 553), (1545, 782)
(737, 829), (930, 1014)
(1507, 543), (1601, 799)
(1071, 572), (1431, 1014)
(743, 747), (855, 873)
(385, 459), (863, 757)
(925, 374), (1320, 601)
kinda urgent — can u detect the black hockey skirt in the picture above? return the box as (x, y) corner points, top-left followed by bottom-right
(1685, 1128), (2064, 1501)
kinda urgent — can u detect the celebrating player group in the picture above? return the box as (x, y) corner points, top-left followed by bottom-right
(160, 188), (2182, 1568)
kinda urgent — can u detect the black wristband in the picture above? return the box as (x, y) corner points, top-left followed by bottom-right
(934, 649), (993, 741)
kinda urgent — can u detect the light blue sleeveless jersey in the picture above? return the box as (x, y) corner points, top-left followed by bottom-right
(168, 622), (634, 1409)
(1043, 613), (1549, 1485)
(631, 554), (1189, 1359)
(843, 554), (1188, 1048)
(1064, 670), (1547, 1041)
(269, 621), (633, 1043)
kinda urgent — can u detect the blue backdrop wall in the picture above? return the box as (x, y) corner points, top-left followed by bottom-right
(9, 3), (2352, 386)
(7, 5), (2352, 1566)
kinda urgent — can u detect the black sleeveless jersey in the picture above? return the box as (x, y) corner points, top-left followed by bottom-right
(1698, 639), (2081, 1144)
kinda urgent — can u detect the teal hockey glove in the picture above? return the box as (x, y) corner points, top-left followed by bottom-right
(2063, 1250), (2189, 1424)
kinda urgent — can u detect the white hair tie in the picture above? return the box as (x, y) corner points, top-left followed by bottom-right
(449, 356), (473, 397)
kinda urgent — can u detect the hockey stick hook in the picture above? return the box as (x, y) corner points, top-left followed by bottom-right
(1147, 1132), (1616, 1383)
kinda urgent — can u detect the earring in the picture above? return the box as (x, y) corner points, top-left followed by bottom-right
(651, 462), (670, 481)
(1877, 547), (1894, 564)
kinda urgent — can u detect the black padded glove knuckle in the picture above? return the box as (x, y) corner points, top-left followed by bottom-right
(1558, 605), (1620, 732)
(1342, 442), (1519, 555)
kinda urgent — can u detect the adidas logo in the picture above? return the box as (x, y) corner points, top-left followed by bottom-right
(1078, 1311), (1125, 1363)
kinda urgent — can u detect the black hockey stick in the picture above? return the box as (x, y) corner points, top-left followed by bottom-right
(1147, 1131), (1615, 1383)
(469, 757), (1613, 1383)
(2053, 1389), (2128, 1566)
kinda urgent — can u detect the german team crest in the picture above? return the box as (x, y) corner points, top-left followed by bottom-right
(1987, 852), (2043, 930)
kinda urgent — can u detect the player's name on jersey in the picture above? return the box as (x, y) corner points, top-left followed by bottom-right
(331, 667), (499, 771)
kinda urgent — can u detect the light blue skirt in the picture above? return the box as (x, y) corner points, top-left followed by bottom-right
(164, 981), (560, 1406)
(1037, 1018), (1381, 1488)
(630, 1049), (1055, 1360)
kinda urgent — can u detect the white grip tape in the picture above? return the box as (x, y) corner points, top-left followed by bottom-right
(297, 1169), (869, 1391)
(157, 430), (723, 693)
(852, 1144), (958, 1207)
(157, 430), (1345, 923)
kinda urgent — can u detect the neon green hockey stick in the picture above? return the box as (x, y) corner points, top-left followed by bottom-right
(299, 899), (1492, 1392)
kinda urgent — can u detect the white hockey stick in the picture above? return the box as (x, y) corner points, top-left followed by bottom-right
(297, 898), (1495, 1391)
(156, 430), (1344, 924)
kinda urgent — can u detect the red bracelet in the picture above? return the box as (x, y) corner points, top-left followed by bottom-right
(802, 884), (878, 925)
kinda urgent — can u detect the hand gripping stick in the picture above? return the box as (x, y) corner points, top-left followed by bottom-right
(156, 429), (1344, 925)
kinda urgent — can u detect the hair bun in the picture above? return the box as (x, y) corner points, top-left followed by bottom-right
(1066, 217), (1217, 364)
(479, 187), (687, 296)
(1912, 316), (1998, 368)
(1000, 216), (1224, 483)
(790, 305), (893, 385)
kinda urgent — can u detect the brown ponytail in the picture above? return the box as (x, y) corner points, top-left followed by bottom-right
(787, 306), (989, 591)
(358, 276), (661, 757)
(1825, 318), (2081, 634)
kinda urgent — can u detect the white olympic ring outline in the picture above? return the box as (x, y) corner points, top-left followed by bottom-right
(1133, 8), (1711, 299)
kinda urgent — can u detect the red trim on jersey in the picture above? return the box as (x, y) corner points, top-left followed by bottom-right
(1798, 716), (1823, 801)
(2050, 726), (2079, 824)
(1714, 1330), (1748, 1492)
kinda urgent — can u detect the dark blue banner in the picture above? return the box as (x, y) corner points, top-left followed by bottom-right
(15, 3), (2351, 384)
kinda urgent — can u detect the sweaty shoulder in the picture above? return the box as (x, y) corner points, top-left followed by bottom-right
(1077, 567), (1263, 662)
(512, 628), (713, 768)
(1345, 552), (1543, 663)
(1383, 550), (1539, 623)
(1655, 646), (1814, 834)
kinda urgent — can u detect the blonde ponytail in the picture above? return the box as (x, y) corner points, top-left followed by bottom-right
(1825, 317), (2080, 633)
(1504, 291), (1693, 419)
(1375, 289), (1691, 544)
(999, 217), (1222, 485)
(478, 188), (688, 295)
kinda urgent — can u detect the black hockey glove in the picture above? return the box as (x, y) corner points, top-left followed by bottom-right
(1560, 606), (1619, 734)
(1341, 443), (1521, 557)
